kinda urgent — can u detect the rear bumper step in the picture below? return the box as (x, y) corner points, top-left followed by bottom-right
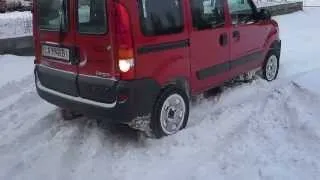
(34, 65), (161, 123)
(36, 79), (117, 109)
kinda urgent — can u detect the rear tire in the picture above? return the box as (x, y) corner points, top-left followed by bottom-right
(150, 87), (190, 138)
(262, 50), (280, 81)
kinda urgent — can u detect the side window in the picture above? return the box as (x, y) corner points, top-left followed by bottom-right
(138, 0), (184, 36)
(78, 0), (107, 34)
(228, 0), (255, 25)
(190, 0), (225, 30)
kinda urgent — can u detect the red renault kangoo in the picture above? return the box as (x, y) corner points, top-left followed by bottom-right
(33, 0), (281, 138)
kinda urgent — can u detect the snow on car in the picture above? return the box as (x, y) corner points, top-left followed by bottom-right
(0, 7), (320, 180)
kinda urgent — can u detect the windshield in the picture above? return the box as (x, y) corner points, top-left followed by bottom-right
(38, 0), (67, 31)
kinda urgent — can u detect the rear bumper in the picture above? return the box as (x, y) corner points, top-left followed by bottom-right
(35, 65), (161, 124)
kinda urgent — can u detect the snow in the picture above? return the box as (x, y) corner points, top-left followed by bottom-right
(0, 11), (32, 39)
(0, 55), (33, 87)
(304, 0), (320, 6)
(293, 70), (320, 97)
(1, 7), (320, 180)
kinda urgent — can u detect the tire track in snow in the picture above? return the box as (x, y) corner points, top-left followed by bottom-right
(0, 74), (34, 101)
(0, 90), (46, 140)
(283, 84), (320, 143)
(1, 62), (320, 179)
(125, 82), (320, 180)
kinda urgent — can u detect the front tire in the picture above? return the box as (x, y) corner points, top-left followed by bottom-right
(150, 87), (190, 138)
(263, 50), (280, 81)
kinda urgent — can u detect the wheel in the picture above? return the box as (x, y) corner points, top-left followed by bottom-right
(262, 50), (280, 81)
(60, 109), (83, 121)
(150, 87), (190, 138)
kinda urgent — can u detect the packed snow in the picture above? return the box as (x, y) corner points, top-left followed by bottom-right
(1, 7), (320, 180)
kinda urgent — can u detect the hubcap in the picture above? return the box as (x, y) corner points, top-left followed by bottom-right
(160, 94), (186, 135)
(266, 55), (278, 81)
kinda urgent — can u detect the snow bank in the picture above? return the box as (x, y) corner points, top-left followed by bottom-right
(0, 11), (32, 39)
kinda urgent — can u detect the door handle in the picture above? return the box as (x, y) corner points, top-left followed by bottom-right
(233, 30), (240, 41)
(219, 33), (228, 47)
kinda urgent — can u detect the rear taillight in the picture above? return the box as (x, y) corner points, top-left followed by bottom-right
(115, 2), (134, 80)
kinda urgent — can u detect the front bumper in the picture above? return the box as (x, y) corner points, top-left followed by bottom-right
(35, 65), (161, 124)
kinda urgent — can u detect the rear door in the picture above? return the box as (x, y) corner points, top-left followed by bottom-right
(189, 0), (231, 93)
(75, 0), (116, 103)
(36, 0), (79, 96)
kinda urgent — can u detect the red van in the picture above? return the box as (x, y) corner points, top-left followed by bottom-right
(33, 0), (281, 138)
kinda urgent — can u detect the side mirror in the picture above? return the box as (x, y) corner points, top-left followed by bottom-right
(257, 9), (271, 20)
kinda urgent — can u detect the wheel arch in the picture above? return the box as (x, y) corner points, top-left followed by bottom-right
(162, 77), (191, 99)
(269, 40), (282, 58)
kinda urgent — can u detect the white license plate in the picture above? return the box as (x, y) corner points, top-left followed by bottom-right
(42, 45), (70, 62)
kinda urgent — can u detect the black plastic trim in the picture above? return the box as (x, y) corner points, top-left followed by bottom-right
(137, 39), (189, 55)
(230, 51), (262, 69)
(197, 51), (263, 80)
(77, 74), (117, 104)
(270, 40), (281, 57)
(36, 65), (78, 96)
(197, 63), (229, 80)
(35, 66), (161, 123)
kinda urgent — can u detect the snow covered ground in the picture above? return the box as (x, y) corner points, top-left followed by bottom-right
(0, 7), (320, 180)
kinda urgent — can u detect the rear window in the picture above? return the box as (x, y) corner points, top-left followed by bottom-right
(138, 0), (184, 36)
(38, 0), (68, 31)
(77, 0), (107, 34)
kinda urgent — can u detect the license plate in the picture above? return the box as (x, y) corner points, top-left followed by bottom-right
(42, 45), (70, 62)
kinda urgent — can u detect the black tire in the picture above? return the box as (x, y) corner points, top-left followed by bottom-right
(262, 49), (280, 81)
(150, 86), (190, 138)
